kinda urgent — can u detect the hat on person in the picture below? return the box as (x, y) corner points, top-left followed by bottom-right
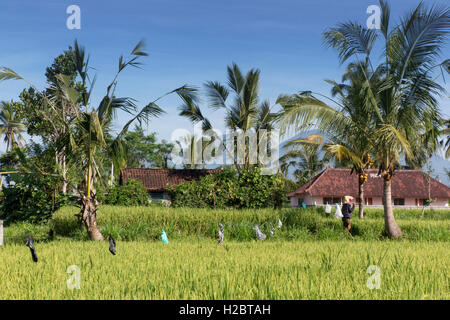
(344, 195), (354, 203)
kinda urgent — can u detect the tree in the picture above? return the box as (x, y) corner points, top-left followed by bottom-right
(279, 141), (329, 185)
(0, 40), (197, 240)
(441, 119), (450, 158)
(278, 1), (449, 237)
(123, 125), (158, 168)
(151, 139), (174, 168)
(278, 63), (377, 219)
(178, 63), (276, 172)
(122, 125), (175, 169)
(0, 100), (26, 191)
(15, 47), (84, 194)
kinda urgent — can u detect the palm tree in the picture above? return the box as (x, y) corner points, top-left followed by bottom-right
(441, 119), (450, 158)
(0, 40), (196, 240)
(0, 101), (26, 151)
(0, 100), (26, 191)
(179, 63), (276, 172)
(278, 62), (377, 218)
(174, 134), (210, 169)
(279, 141), (329, 185)
(278, 1), (449, 237)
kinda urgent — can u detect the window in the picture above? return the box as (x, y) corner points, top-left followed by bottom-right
(394, 198), (405, 206)
(149, 192), (165, 200)
(323, 197), (342, 205)
(365, 198), (373, 205)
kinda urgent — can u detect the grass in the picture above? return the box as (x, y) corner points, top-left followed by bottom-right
(39, 206), (449, 242)
(1, 205), (448, 299)
(0, 239), (448, 299)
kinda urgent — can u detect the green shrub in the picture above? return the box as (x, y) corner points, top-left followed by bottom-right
(104, 179), (149, 206)
(0, 175), (70, 224)
(168, 167), (286, 209)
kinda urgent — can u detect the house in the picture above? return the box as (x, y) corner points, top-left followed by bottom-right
(120, 168), (221, 200)
(287, 168), (450, 208)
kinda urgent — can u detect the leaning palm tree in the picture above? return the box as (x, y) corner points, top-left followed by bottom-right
(0, 40), (196, 240)
(278, 1), (449, 237)
(179, 63), (276, 172)
(0, 100), (26, 191)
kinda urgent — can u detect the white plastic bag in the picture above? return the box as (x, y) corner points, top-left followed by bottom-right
(334, 204), (343, 218)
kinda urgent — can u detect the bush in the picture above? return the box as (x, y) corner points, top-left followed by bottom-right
(0, 175), (70, 224)
(104, 179), (149, 206)
(168, 167), (286, 209)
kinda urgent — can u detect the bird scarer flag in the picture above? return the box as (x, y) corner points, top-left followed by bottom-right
(161, 230), (169, 244)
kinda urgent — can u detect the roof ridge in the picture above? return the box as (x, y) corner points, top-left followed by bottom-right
(423, 173), (450, 192)
(304, 167), (328, 193)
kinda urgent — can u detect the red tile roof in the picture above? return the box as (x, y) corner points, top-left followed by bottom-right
(287, 168), (450, 199)
(120, 168), (221, 192)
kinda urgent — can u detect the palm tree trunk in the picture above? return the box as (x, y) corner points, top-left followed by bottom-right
(80, 193), (104, 241)
(62, 154), (67, 194)
(358, 181), (364, 219)
(0, 135), (11, 192)
(110, 162), (114, 186)
(382, 177), (402, 238)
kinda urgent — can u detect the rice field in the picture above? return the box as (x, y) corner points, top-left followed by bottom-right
(1, 206), (448, 299)
(0, 239), (448, 299)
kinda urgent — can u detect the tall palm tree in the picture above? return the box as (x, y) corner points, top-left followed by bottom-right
(0, 40), (196, 240)
(0, 100), (26, 191)
(179, 63), (276, 172)
(278, 62), (378, 218)
(279, 1), (449, 237)
(174, 134), (212, 169)
(0, 101), (26, 151)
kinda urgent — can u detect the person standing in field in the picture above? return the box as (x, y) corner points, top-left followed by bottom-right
(342, 196), (355, 234)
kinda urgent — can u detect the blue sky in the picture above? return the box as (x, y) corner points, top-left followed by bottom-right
(1, 0), (449, 153)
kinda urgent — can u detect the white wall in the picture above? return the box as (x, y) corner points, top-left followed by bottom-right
(290, 196), (298, 207)
(288, 196), (449, 208)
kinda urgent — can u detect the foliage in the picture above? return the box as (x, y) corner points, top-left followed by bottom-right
(279, 143), (329, 184)
(0, 174), (70, 224)
(0, 40), (198, 240)
(167, 167), (285, 209)
(123, 125), (174, 168)
(178, 63), (277, 171)
(277, 0), (450, 237)
(104, 179), (149, 206)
